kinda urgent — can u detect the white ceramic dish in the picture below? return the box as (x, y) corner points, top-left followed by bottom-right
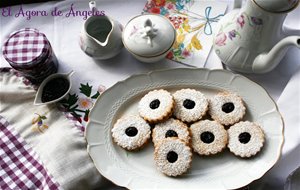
(85, 68), (284, 190)
(34, 71), (74, 105)
(122, 14), (176, 63)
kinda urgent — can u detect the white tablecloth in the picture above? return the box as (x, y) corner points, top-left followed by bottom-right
(1, 0), (300, 189)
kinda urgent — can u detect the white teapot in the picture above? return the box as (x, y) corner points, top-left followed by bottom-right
(213, 0), (300, 73)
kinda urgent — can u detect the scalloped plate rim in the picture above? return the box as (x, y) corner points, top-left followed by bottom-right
(85, 68), (284, 190)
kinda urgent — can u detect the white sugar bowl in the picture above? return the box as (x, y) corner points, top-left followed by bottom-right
(122, 14), (176, 63)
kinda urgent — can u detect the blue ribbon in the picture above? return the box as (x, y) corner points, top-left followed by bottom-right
(204, 6), (224, 35)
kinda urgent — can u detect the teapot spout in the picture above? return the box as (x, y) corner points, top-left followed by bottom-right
(252, 36), (300, 73)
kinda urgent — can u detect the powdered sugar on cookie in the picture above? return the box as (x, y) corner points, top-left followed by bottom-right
(173, 89), (208, 123)
(190, 120), (228, 155)
(227, 121), (265, 158)
(152, 118), (190, 145)
(209, 92), (246, 126)
(154, 138), (192, 177)
(111, 115), (151, 151)
(138, 89), (174, 123)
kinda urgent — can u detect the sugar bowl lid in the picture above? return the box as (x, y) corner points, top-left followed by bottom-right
(123, 14), (176, 57)
(2, 28), (50, 68)
(253, 0), (299, 13)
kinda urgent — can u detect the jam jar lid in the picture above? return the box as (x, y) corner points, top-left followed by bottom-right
(123, 14), (176, 57)
(253, 0), (299, 13)
(2, 28), (51, 68)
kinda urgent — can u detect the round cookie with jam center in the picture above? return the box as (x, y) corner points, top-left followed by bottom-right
(173, 88), (208, 123)
(190, 120), (228, 156)
(138, 89), (174, 123)
(111, 115), (151, 151)
(227, 121), (265, 158)
(154, 138), (192, 177)
(209, 92), (246, 126)
(152, 118), (190, 145)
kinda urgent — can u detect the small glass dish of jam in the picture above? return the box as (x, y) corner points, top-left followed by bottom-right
(34, 71), (74, 105)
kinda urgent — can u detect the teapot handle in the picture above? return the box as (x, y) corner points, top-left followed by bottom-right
(283, 25), (300, 36)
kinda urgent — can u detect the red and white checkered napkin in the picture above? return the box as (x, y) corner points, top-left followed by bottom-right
(2, 28), (50, 67)
(0, 115), (60, 190)
(0, 68), (106, 190)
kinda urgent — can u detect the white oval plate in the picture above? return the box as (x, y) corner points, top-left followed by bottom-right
(85, 68), (283, 190)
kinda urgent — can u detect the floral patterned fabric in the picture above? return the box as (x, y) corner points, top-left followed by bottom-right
(59, 83), (106, 127)
(143, 0), (227, 67)
(0, 68), (105, 189)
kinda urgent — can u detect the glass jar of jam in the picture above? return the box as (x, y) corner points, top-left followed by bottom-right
(2, 28), (58, 84)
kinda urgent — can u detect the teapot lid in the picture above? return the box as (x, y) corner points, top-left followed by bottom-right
(123, 14), (175, 57)
(253, 0), (299, 13)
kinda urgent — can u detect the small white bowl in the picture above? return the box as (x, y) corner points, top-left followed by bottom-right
(34, 71), (74, 106)
(122, 14), (176, 63)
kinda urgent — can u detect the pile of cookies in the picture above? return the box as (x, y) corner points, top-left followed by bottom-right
(111, 89), (265, 177)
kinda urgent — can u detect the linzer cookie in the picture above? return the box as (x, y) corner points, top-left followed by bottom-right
(173, 88), (208, 123)
(227, 121), (265, 158)
(111, 115), (151, 151)
(2, 28), (58, 83)
(152, 118), (190, 145)
(138, 89), (174, 123)
(209, 92), (246, 126)
(190, 120), (228, 156)
(154, 138), (192, 177)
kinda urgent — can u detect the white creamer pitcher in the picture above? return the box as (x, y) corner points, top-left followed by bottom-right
(79, 1), (123, 60)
